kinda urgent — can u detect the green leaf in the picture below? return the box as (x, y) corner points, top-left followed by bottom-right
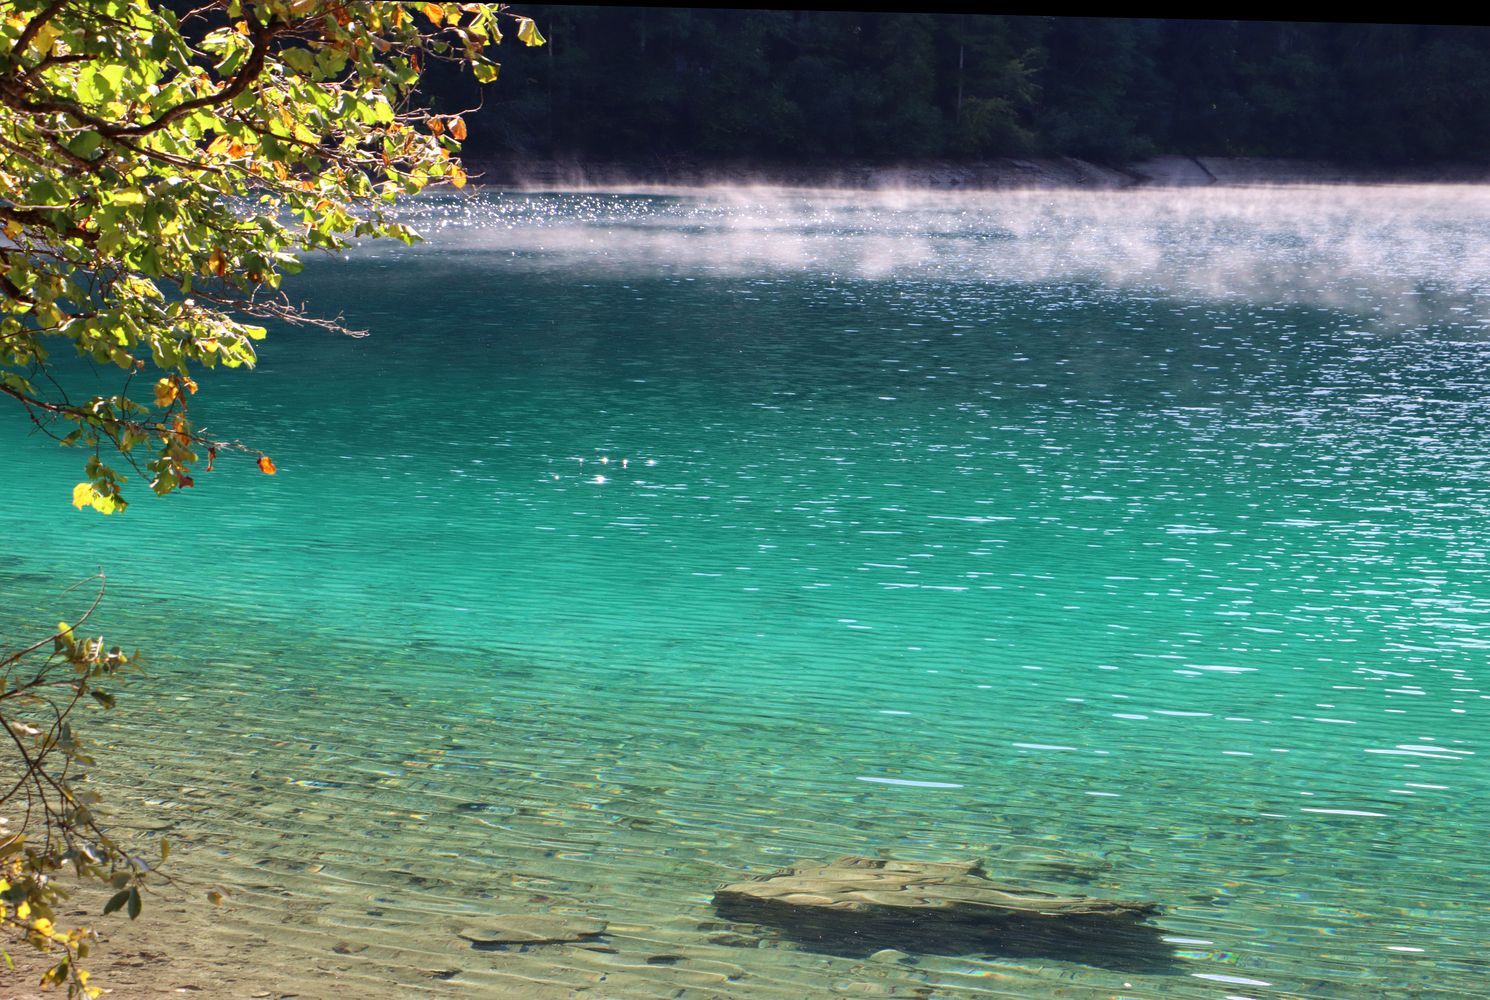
(126, 886), (142, 919)
(103, 889), (131, 915)
(69, 131), (104, 158)
(282, 47), (315, 75)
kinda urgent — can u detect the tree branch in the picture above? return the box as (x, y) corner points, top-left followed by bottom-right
(8, 0), (67, 64)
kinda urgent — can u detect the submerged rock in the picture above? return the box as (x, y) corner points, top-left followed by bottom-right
(714, 856), (1170, 971)
(458, 914), (608, 949)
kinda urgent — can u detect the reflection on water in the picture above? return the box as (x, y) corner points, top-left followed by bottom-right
(1, 187), (1488, 998)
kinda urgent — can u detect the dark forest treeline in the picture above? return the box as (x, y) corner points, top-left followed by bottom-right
(420, 12), (1490, 166)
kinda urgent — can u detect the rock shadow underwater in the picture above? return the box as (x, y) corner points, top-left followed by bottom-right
(712, 856), (1179, 974)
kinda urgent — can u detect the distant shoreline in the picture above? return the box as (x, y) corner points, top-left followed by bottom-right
(463, 155), (1490, 191)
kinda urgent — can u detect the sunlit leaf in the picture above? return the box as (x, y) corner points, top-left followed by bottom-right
(516, 17), (545, 46)
(257, 455), (277, 475)
(154, 379), (178, 408)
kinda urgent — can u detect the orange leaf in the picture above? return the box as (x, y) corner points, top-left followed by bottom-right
(450, 116), (467, 141)
(257, 455), (277, 475)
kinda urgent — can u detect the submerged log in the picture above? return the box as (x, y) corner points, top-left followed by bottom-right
(714, 856), (1160, 921)
(712, 855), (1173, 969)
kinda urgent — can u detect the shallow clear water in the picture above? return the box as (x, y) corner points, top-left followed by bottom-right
(4, 187), (1490, 998)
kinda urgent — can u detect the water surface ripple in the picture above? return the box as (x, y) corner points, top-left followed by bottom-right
(2, 187), (1488, 998)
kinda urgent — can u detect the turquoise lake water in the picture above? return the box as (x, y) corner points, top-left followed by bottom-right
(3, 187), (1489, 998)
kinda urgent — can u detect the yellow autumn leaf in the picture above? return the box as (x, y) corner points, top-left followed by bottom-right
(516, 17), (546, 47)
(30, 22), (59, 55)
(73, 483), (119, 514)
(422, 3), (443, 25)
(450, 164), (467, 189)
(154, 378), (178, 407)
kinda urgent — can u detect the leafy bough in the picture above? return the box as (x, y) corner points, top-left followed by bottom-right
(1, 574), (146, 997)
(0, 0), (544, 513)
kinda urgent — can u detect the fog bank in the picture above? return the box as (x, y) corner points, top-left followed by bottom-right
(379, 185), (1490, 331)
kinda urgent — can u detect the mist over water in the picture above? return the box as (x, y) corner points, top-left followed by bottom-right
(396, 185), (1490, 328)
(3, 185), (1489, 998)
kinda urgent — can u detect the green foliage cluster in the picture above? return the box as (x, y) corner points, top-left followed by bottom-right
(0, 0), (540, 516)
(444, 12), (1490, 166)
(0, 2), (541, 994)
